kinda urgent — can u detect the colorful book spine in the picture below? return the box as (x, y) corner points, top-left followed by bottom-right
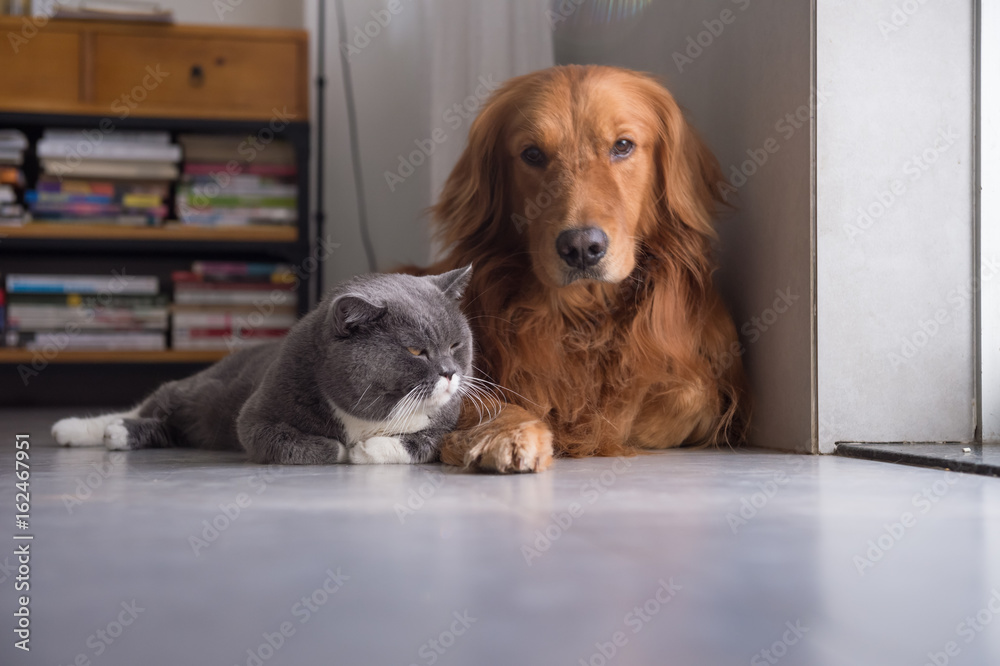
(176, 194), (297, 209)
(7, 294), (168, 307)
(170, 310), (296, 329)
(37, 140), (182, 162)
(172, 290), (297, 306)
(191, 261), (293, 277)
(9, 331), (167, 351)
(43, 129), (171, 144)
(181, 163), (297, 177)
(9, 305), (169, 330)
(5, 274), (160, 295)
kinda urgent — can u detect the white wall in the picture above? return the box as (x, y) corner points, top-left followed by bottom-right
(816, 0), (976, 451)
(555, 0), (816, 452)
(983, 0), (1000, 443)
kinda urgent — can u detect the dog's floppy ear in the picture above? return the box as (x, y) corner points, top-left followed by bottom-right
(635, 74), (726, 285)
(643, 76), (726, 239)
(431, 83), (513, 252)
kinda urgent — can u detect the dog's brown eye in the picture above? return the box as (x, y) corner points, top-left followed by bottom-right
(521, 146), (546, 166)
(611, 139), (634, 158)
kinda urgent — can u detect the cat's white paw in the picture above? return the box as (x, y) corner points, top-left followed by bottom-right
(103, 420), (131, 450)
(52, 417), (103, 447)
(349, 436), (411, 464)
(335, 440), (349, 463)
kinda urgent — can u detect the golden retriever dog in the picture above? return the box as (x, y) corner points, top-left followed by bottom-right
(426, 65), (748, 473)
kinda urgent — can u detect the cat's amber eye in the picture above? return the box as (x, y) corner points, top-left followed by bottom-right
(450, 342), (461, 350)
(407, 347), (425, 356)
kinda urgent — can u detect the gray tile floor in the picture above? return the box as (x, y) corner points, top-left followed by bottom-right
(2, 408), (1000, 666)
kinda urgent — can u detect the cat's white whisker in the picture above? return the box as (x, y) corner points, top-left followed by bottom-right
(460, 383), (499, 424)
(352, 383), (373, 411)
(392, 395), (421, 435)
(384, 387), (420, 435)
(380, 391), (408, 436)
(459, 385), (487, 426)
(463, 379), (504, 416)
(388, 386), (428, 436)
(476, 383), (504, 415)
(466, 375), (541, 409)
(467, 382), (499, 418)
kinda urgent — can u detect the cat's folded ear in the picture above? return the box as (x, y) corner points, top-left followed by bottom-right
(330, 294), (388, 336)
(429, 264), (473, 301)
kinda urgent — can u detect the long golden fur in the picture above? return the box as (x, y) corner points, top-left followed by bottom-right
(424, 65), (748, 472)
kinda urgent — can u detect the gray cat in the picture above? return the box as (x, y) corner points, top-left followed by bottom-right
(51, 267), (474, 465)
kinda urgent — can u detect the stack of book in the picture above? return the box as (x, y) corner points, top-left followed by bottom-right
(29, 129), (180, 226)
(0, 130), (28, 226)
(4, 274), (168, 351)
(175, 134), (298, 227)
(171, 261), (298, 351)
(26, 178), (172, 227)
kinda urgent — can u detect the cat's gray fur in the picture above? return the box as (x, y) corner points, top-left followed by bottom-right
(52, 267), (474, 464)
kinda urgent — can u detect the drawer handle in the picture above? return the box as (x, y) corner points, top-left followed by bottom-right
(189, 65), (205, 88)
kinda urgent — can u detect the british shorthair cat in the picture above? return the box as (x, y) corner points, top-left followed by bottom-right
(51, 267), (474, 465)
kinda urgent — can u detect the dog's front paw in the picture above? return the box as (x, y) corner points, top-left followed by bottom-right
(349, 436), (411, 464)
(453, 417), (554, 473)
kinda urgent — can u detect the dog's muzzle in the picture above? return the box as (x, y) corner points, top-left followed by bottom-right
(556, 227), (608, 270)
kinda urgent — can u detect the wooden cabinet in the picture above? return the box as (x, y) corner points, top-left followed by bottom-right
(0, 30), (82, 112)
(0, 19), (308, 121)
(92, 34), (303, 120)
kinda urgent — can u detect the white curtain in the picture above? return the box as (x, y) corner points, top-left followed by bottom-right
(309, 0), (554, 284)
(424, 1), (555, 205)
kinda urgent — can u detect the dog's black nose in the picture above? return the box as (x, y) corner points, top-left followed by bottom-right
(556, 227), (608, 270)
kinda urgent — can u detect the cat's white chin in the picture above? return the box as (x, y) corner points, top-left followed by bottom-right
(426, 374), (461, 409)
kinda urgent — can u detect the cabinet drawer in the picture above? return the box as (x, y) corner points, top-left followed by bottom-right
(0, 31), (81, 112)
(92, 34), (305, 120)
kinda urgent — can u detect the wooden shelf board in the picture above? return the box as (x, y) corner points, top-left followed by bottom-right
(0, 223), (298, 243)
(0, 101), (307, 123)
(0, 349), (228, 364)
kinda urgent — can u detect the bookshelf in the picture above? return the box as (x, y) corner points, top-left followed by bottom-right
(0, 20), (311, 406)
